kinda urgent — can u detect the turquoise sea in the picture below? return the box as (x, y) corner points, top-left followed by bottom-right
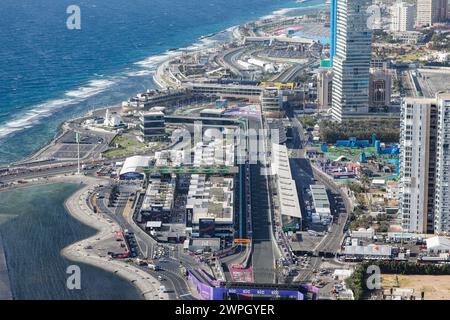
(0, 0), (327, 164)
(0, 183), (142, 299)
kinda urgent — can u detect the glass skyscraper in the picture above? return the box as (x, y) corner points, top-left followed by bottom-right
(330, 0), (338, 61)
(331, 0), (372, 122)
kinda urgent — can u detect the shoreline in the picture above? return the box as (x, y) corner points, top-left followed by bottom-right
(0, 1), (328, 167)
(61, 175), (168, 300)
(0, 175), (168, 300)
(0, 232), (13, 300)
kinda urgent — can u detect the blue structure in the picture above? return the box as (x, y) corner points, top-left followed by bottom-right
(119, 171), (145, 180)
(360, 152), (366, 163)
(375, 140), (381, 153)
(336, 137), (370, 148)
(321, 143), (328, 153)
(330, 0), (337, 62)
(372, 133), (377, 147)
(376, 142), (400, 155)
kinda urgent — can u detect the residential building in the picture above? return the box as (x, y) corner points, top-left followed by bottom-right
(391, 31), (426, 44)
(434, 94), (450, 233)
(416, 0), (448, 27)
(391, 2), (416, 32)
(399, 93), (450, 234)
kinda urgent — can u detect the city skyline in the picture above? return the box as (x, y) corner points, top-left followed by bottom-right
(0, 0), (450, 305)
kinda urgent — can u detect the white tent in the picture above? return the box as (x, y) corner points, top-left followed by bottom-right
(426, 236), (450, 253)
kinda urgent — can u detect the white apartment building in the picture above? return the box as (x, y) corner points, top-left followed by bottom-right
(434, 94), (450, 233)
(416, 0), (448, 27)
(400, 93), (450, 234)
(331, 0), (373, 122)
(391, 2), (416, 32)
(399, 97), (437, 233)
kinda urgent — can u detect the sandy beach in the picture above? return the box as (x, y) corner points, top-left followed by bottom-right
(59, 175), (168, 300)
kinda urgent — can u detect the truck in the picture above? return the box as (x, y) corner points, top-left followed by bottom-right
(136, 258), (147, 267)
(159, 285), (168, 293)
(148, 264), (160, 271)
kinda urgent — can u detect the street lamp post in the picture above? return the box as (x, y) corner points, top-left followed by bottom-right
(76, 131), (81, 175)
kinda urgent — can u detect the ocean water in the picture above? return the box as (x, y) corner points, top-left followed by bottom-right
(0, 0), (327, 164)
(0, 183), (142, 300)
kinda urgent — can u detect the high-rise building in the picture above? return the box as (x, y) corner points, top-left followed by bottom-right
(416, 0), (448, 27)
(260, 88), (283, 117)
(399, 97), (438, 233)
(399, 93), (450, 234)
(331, 0), (373, 122)
(139, 110), (166, 141)
(391, 2), (416, 32)
(330, 0), (338, 61)
(317, 68), (333, 109)
(369, 68), (392, 109)
(434, 94), (450, 234)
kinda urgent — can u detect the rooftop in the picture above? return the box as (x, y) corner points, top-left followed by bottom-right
(186, 174), (234, 223)
(426, 236), (450, 249)
(271, 143), (301, 219)
(310, 185), (330, 208)
(141, 176), (176, 213)
(417, 68), (450, 96)
(119, 156), (151, 176)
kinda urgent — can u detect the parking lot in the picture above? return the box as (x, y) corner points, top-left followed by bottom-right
(83, 231), (130, 259)
(52, 144), (96, 159)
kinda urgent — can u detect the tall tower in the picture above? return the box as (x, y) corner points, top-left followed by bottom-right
(330, 0), (338, 61)
(399, 93), (450, 234)
(331, 0), (373, 122)
(399, 97), (438, 233)
(391, 2), (416, 32)
(434, 93), (450, 234)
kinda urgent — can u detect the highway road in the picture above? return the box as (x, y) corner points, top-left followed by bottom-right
(247, 116), (278, 284)
(271, 55), (317, 83)
(0, 152), (135, 185)
(289, 117), (350, 255)
(293, 256), (322, 283)
(220, 47), (246, 77)
(91, 183), (198, 300)
(0, 164), (79, 184)
(272, 64), (304, 82)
